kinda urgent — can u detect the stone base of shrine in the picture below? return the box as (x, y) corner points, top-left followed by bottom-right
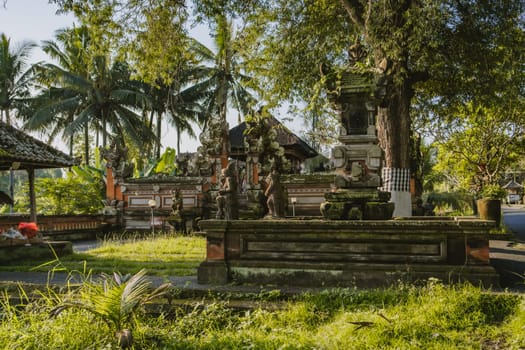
(197, 218), (500, 288)
(226, 262), (498, 288)
(0, 241), (73, 264)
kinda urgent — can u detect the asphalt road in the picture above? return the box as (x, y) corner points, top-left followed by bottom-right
(73, 240), (101, 252)
(490, 205), (525, 291)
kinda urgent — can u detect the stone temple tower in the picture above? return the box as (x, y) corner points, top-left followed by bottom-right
(320, 61), (394, 220)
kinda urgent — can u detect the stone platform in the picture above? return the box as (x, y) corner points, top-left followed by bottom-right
(0, 241), (73, 264)
(197, 218), (499, 288)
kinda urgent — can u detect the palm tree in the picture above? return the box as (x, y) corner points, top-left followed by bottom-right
(181, 15), (258, 160)
(75, 57), (153, 150)
(141, 78), (203, 158)
(27, 26), (94, 161)
(26, 27), (154, 164)
(167, 73), (206, 154)
(0, 33), (35, 125)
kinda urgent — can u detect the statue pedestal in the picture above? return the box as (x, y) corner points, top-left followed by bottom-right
(321, 188), (394, 220)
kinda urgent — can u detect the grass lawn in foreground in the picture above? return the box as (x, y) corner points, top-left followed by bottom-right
(0, 233), (524, 348)
(0, 234), (206, 276)
(0, 280), (524, 349)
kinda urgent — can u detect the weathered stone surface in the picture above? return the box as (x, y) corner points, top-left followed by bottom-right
(364, 202), (395, 220)
(197, 218), (499, 288)
(0, 241), (73, 264)
(325, 189), (380, 202)
(197, 262), (229, 284)
(320, 198), (394, 220)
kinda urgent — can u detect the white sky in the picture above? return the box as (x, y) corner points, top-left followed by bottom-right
(0, 1), (302, 154)
(0, 0), (75, 62)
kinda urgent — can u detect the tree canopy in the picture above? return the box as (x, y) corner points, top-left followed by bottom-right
(6, 0), (525, 199)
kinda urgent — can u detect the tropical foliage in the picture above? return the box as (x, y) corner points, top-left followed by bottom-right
(432, 103), (524, 196)
(0, 0), (523, 205)
(51, 269), (170, 347)
(10, 165), (104, 215)
(0, 33), (35, 125)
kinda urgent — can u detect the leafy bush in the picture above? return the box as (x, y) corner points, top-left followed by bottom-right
(426, 191), (475, 215)
(13, 166), (104, 215)
(480, 184), (507, 200)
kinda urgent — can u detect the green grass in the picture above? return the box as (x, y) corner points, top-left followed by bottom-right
(1, 234), (524, 348)
(0, 233), (206, 276)
(0, 280), (524, 349)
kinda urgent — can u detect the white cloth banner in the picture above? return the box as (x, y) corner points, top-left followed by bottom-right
(381, 167), (412, 217)
(380, 167), (411, 192)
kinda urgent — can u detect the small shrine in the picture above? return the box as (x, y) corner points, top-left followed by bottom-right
(320, 45), (394, 220)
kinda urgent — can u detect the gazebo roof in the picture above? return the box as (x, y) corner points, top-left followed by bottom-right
(502, 180), (523, 190)
(0, 122), (78, 171)
(229, 117), (318, 161)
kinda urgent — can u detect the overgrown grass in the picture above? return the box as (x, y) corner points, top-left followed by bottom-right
(1, 234), (524, 348)
(0, 280), (523, 349)
(0, 233), (206, 276)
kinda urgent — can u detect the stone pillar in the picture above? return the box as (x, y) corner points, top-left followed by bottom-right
(27, 167), (36, 223)
(106, 167), (116, 201)
(197, 220), (229, 284)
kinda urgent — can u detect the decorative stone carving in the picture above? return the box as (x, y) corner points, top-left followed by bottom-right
(215, 162), (239, 220)
(167, 188), (187, 233)
(171, 189), (183, 215)
(264, 169), (286, 218)
(192, 146), (214, 176)
(200, 187), (212, 220)
(100, 136), (134, 179)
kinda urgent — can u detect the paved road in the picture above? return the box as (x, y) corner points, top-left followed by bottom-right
(73, 240), (101, 252)
(490, 205), (525, 291)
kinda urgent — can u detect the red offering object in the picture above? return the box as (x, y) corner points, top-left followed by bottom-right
(18, 222), (39, 239)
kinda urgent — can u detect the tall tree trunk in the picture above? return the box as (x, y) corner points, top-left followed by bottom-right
(148, 110), (154, 159)
(156, 113), (162, 159)
(4, 108), (10, 125)
(176, 128), (181, 155)
(84, 124), (90, 165)
(376, 74), (412, 169)
(102, 110), (107, 147)
(68, 112), (75, 156)
(376, 62), (414, 217)
(69, 133), (74, 157)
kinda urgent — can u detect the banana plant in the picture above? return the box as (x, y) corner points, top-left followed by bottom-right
(140, 147), (178, 177)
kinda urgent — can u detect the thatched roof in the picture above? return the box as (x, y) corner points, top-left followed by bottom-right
(0, 122), (78, 171)
(229, 117), (318, 161)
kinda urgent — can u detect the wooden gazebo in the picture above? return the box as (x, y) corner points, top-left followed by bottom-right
(0, 122), (79, 222)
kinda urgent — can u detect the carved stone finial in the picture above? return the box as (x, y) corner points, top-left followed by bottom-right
(100, 136), (133, 179)
(348, 37), (367, 65)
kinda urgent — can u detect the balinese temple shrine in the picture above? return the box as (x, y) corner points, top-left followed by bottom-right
(102, 117), (327, 232)
(228, 116), (318, 174)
